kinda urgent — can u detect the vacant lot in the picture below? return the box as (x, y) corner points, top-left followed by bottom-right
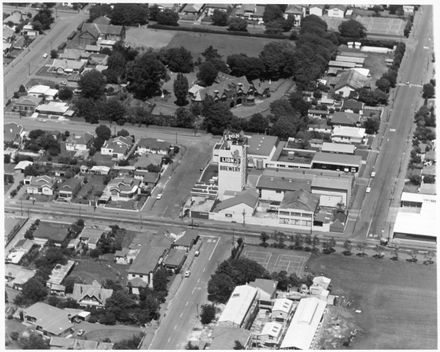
(307, 254), (437, 349)
(125, 27), (176, 49)
(363, 51), (393, 83)
(243, 245), (310, 276)
(167, 31), (286, 58)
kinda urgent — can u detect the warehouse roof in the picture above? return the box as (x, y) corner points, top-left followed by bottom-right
(321, 142), (356, 154)
(256, 175), (311, 192)
(313, 152), (362, 167)
(213, 189), (259, 212)
(393, 203), (437, 238)
(311, 175), (352, 191)
(218, 285), (258, 327)
(246, 134), (279, 157)
(209, 326), (251, 350)
(280, 190), (319, 212)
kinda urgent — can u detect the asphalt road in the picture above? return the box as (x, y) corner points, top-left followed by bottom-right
(147, 236), (231, 349)
(351, 6), (433, 240)
(4, 8), (88, 101)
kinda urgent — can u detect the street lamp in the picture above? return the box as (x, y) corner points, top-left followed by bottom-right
(242, 209), (246, 226)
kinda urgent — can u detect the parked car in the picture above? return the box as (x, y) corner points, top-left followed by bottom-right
(195, 250), (200, 257)
(156, 193), (163, 200)
(77, 329), (85, 336)
(366, 186), (371, 193)
(184, 270), (191, 278)
(42, 53), (48, 58)
(371, 171), (376, 177)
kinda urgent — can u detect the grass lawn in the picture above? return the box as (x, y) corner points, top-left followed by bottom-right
(70, 257), (128, 285)
(364, 52), (393, 83)
(307, 254), (437, 349)
(125, 27), (176, 49)
(74, 175), (106, 202)
(166, 31), (287, 59)
(82, 325), (144, 343)
(33, 221), (70, 242)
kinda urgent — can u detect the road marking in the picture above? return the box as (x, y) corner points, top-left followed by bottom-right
(168, 337), (171, 343)
(174, 325), (177, 330)
(202, 267), (206, 272)
(389, 129), (396, 132)
(197, 278), (200, 283)
(209, 237), (220, 261)
(185, 301), (189, 306)
(179, 312), (183, 318)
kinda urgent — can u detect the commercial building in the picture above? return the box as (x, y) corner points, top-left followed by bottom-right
(249, 278), (278, 310)
(218, 284), (259, 329)
(321, 142), (356, 155)
(311, 175), (353, 207)
(265, 141), (315, 170)
(280, 297), (327, 350)
(256, 175), (311, 202)
(210, 189), (259, 223)
(278, 190), (319, 229)
(271, 298), (294, 322)
(258, 321), (284, 347)
(214, 132), (248, 198)
(312, 152), (362, 173)
(246, 134), (279, 169)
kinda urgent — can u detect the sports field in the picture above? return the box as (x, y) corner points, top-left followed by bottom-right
(307, 254), (437, 349)
(125, 27), (176, 49)
(355, 15), (406, 36)
(242, 245), (310, 276)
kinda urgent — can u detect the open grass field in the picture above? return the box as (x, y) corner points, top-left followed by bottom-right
(307, 254), (437, 349)
(125, 27), (176, 49)
(78, 321), (144, 343)
(355, 15), (406, 36)
(243, 245), (310, 276)
(363, 51), (393, 82)
(166, 31), (286, 58)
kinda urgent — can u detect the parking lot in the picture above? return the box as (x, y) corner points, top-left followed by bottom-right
(242, 246), (310, 276)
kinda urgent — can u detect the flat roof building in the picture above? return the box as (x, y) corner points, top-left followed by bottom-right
(246, 134), (279, 168)
(312, 152), (362, 173)
(321, 142), (356, 155)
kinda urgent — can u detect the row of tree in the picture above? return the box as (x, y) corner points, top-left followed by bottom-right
(88, 4), (149, 26)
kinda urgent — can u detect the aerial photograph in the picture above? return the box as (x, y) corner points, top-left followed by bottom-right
(3, 2), (437, 350)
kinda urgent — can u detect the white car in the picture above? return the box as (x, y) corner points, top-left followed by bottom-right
(184, 270), (191, 278)
(366, 186), (371, 193)
(42, 53), (48, 58)
(371, 171), (376, 178)
(195, 250), (200, 257)
(156, 193), (163, 200)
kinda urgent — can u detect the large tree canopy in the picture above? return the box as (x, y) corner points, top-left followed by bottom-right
(260, 41), (296, 80)
(78, 70), (106, 100)
(110, 3), (149, 25)
(197, 61), (218, 87)
(160, 47), (194, 73)
(338, 19), (367, 39)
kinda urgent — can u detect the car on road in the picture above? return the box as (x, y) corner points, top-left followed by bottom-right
(195, 250), (200, 257)
(156, 193), (163, 200)
(406, 81), (410, 85)
(366, 186), (371, 193)
(184, 270), (191, 278)
(42, 53), (48, 58)
(371, 171), (376, 177)
(77, 329), (85, 336)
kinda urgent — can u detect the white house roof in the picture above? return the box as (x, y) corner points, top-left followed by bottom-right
(313, 152), (362, 168)
(393, 203), (437, 239)
(272, 298), (293, 314)
(14, 160), (33, 170)
(321, 142), (355, 154)
(36, 102), (70, 114)
(312, 276), (331, 289)
(260, 321), (283, 338)
(218, 284), (258, 327)
(28, 85), (52, 95)
(332, 126), (366, 139)
(400, 192), (437, 204)
(281, 297), (327, 350)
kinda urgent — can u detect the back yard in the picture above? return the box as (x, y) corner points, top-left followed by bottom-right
(307, 254), (437, 349)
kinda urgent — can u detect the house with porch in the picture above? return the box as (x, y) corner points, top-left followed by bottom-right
(58, 177), (82, 201)
(101, 136), (133, 160)
(78, 22), (125, 48)
(26, 175), (56, 196)
(12, 95), (43, 115)
(71, 280), (113, 309)
(334, 69), (370, 98)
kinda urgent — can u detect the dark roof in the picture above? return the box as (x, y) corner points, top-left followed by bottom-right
(249, 278), (278, 296)
(213, 189), (259, 212)
(174, 229), (199, 247)
(163, 248), (186, 267)
(137, 137), (171, 151)
(334, 70), (369, 91)
(341, 99), (364, 112)
(280, 190), (319, 212)
(209, 326), (251, 350)
(128, 244), (166, 275)
(81, 23), (123, 39)
(330, 112), (361, 126)
(59, 177), (82, 191)
(93, 16), (111, 25)
(311, 176), (352, 191)
(256, 175), (311, 192)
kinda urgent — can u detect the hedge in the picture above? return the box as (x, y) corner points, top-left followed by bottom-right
(147, 23), (290, 40)
(339, 36), (398, 49)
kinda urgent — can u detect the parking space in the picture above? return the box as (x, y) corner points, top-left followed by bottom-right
(243, 246), (310, 276)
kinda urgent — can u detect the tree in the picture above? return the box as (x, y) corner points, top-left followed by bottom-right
(338, 19), (366, 39)
(263, 5), (284, 24)
(343, 240), (352, 255)
(157, 9), (179, 26)
(175, 107), (195, 128)
(227, 54), (265, 81)
(423, 83), (435, 99)
(173, 73), (189, 106)
(409, 174), (422, 185)
(270, 115), (298, 140)
(79, 70), (106, 100)
(106, 51), (127, 83)
(185, 342), (200, 350)
(149, 4), (160, 21)
(197, 61), (218, 87)
(289, 92), (311, 117)
(200, 304), (216, 324)
(50, 49), (58, 58)
(20, 278), (48, 304)
(246, 113), (269, 133)
(153, 268), (169, 295)
(260, 232), (269, 247)
(114, 335), (143, 350)
(104, 99), (126, 123)
(202, 46), (221, 62)
(376, 77), (391, 93)
(95, 124), (111, 141)
(201, 98), (235, 135)
(234, 340), (245, 350)
(356, 242), (366, 256)
(161, 47), (193, 73)
(33, 8), (54, 30)
(212, 9), (228, 26)
(58, 87), (73, 101)
(110, 4), (149, 26)
(423, 175), (435, 184)
(364, 117), (380, 134)
(228, 17), (247, 32)
(265, 19), (286, 35)
(88, 4), (112, 22)
(18, 332), (49, 349)
(312, 235), (320, 252)
(260, 41), (296, 80)
(117, 129), (130, 137)
(207, 273), (236, 303)
(126, 52), (167, 100)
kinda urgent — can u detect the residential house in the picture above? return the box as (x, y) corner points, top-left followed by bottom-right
(85, 44), (101, 53)
(163, 248), (187, 272)
(114, 247), (140, 265)
(59, 48), (89, 60)
(3, 10), (24, 25)
(205, 3), (231, 16)
(5, 264), (36, 290)
(136, 137), (171, 155)
(28, 84), (58, 101)
(58, 177), (82, 201)
(79, 227), (105, 250)
(14, 160), (33, 173)
(248, 278), (278, 310)
(308, 109), (330, 119)
(23, 302), (74, 337)
(308, 121), (332, 135)
(50, 59), (86, 74)
(6, 239), (35, 264)
(127, 244), (168, 293)
(341, 98), (364, 113)
(259, 321), (284, 348)
(133, 170), (160, 187)
(88, 53), (109, 66)
(172, 229), (199, 251)
(234, 4), (266, 24)
(209, 326), (251, 350)
(210, 189), (259, 223)
(327, 5), (346, 18)
(106, 177), (141, 201)
(71, 280), (113, 309)
(90, 165), (110, 175)
(12, 95), (43, 115)
(26, 175), (56, 196)
(78, 22), (125, 48)
(334, 70), (370, 98)
(180, 3), (204, 19)
(3, 25), (15, 47)
(46, 260), (76, 295)
(65, 133), (94, 152)
(49, 337), (114, 350)
(403, 5), (415, 15)
(329, 111), (362, 127)
(271, 298), (294, 322)
(4, 122), (24, 147)
(36, 102), (70, 116)
(331, 126), (366, 144)
(101, 136), (133, 160)
(218, 284), (259, 329)
(22, 23), (38, 37)
(308, 5), (324, 16)
(284, 4), (303, 27)
(278, 190), (319, 229)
